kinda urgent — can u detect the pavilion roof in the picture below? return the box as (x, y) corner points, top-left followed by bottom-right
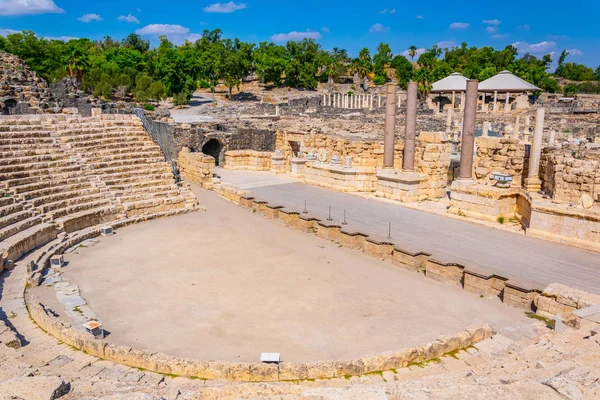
(478, 70), (541, 92)
(431, 72), (468, 93)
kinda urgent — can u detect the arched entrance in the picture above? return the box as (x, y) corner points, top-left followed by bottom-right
(202, 139), (222, 166)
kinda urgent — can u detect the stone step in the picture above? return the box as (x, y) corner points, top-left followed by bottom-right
(91, 162), (173, 177)
(0, 209), (34, 231)
(88, 157), (166, 171)
(0, 154), (69, 167)
(0, 164), (83, 182)
(109, 179), (177, 191)
(0, 130), (53, 139)
(55, 205), (120, 233)
(0, 143), (61, 152)
(60, 130), (148, 144)
(37, 192), (106, 214)
(0, 159), (76, 174)
(28, 185), (97, 205)
(104, 172), (174, 186)
(55, 126), (146, 137)
(68, 135), (150, 149)
(85, 150), (165, 164)
(0, 196), (16, 208)
(0, 137), (56, 146)
(119, 189), (182, 202)
(1, 148), (62, 159)
(73, 140), (157, 154)
(9, 176), (90, 194)
(0, 215), (42, 242)
(46, 199), (112, 220)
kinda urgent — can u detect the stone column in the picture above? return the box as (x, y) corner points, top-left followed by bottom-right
(451, 91), (456, 109)
(403, 81), (418, 171)
(513, 115), (520, 139)
(383, 83), (397, 168)
(493, 91), (498, 112)
(504, 93), (510, 113)
(460, 93), (465, 111)
(378, 95), (382, 108)
(525, 108), (545, 192)
(446, 106), (453, 134)
(323, 94), (326, 106)
(549, 129), (556, 145)
(482, 121), (490, 137)
(458, 80), (479, 180)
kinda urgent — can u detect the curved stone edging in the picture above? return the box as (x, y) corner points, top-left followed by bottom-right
(26, 296), (493, 381)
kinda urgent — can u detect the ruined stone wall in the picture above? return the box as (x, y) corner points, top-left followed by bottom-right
(224, 150), (272, 171)
(540, 147), (600, 202)
(474, 137), (526, 187)
(414, 132), (453, 198)
(229, 128), (277, 151)
(178, 147), (215, 187)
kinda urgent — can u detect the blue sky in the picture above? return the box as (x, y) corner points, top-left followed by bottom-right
(1, 0), (599, 69)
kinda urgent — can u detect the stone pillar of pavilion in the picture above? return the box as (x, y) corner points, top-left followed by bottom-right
(457, 80), (479, 185)
(493, 91), (498, 112)
(504, 93), (510, 113)
(375, 81), (427, 202)
(524, 108), (545, 192)
(482, 121), (490, 137)
(382, 83), (397, 168)
(451, 91), (456, 109)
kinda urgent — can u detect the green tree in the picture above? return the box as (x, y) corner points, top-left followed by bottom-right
(390, 55), (414, 89)
(351, 48), (372, 91)
(254, 42), (287, 86)
(285, 39), (320, 90)
(373, 42), (392, 83)
(64, 47), (90, 88)
(408, 45), (418, 61)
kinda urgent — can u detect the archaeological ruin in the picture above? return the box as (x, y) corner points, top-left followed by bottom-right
(1, 51), (600, 399)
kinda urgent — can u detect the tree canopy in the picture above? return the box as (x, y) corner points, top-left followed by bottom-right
(1, 30), (598, 103)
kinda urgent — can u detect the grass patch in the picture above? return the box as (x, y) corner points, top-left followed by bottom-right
(9, 311), (17, 318)
(72, 306), (84, 316)
(525, 311), (555, 329)
(497, 216), (505, 224)
(143, 103), (155, 111)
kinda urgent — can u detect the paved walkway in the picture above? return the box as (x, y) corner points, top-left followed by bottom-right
(216, 168), (600, 293)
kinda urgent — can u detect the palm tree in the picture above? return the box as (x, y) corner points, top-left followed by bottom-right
(351, 48), (372, 91)
(408, 45), (418, 62)
(64, 48), (89, 89)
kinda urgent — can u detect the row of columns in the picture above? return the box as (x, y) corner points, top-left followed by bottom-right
(383, 80), (546, 191)
(383, 82), (418, 170)
(444, 90), (512, 113)
(322, 93), (380, 109)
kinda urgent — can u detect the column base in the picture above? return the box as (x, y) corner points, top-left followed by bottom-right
(450, 178), (476, 191)
(524, 177), (542, 192)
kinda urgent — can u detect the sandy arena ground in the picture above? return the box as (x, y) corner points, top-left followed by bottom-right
(46, 187), (537, 363)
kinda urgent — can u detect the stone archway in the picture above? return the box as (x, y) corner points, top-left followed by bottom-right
(202, 139), (223, 166)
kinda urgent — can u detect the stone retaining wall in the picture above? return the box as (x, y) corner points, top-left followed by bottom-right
(224, 150), (273, 171)
(178, 147), (215, 188)
(303, 163), (378, 192)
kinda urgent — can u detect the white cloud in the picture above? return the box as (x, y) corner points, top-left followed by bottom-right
(491, 34), (508, 39)
(512, 41), (556, 54)
(401, 47), (425, 58)
(437, 40), (456, 48)
(45, 35), (77, 41)
(482, 19), (501, 25)
(118, 13), (139, 24)
(78, 13), (102, 23)
(0, 0), (64, 16)
(321, 26), (329, 33)
(136, 24), (189, 36)
(416, 15), (423, 19)
(567, 48), (583, 56)
(0, 28), (18, 36)
(518, 24), (530, 31)
(187, 33), (203, 42)
(377, 8), (396, 14)
(369, 23), (389, 33)
(203, 1), (246, 13)
(485, 26), (496, 33)
(449, 22), (469, 29)
(270, 30), (321, 42)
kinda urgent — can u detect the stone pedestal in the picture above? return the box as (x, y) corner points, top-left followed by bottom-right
(291, 158), (308, 177)
(304, 162), (377, 192)
(271, 152), (286, 174)
(449, 182), (521, 222)
(375, 170), (427, 202)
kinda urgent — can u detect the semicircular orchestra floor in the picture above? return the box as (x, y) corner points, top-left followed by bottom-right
(34, 187), (537, 363)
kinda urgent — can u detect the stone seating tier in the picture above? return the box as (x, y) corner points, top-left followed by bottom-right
(0, 114), (199, 268)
